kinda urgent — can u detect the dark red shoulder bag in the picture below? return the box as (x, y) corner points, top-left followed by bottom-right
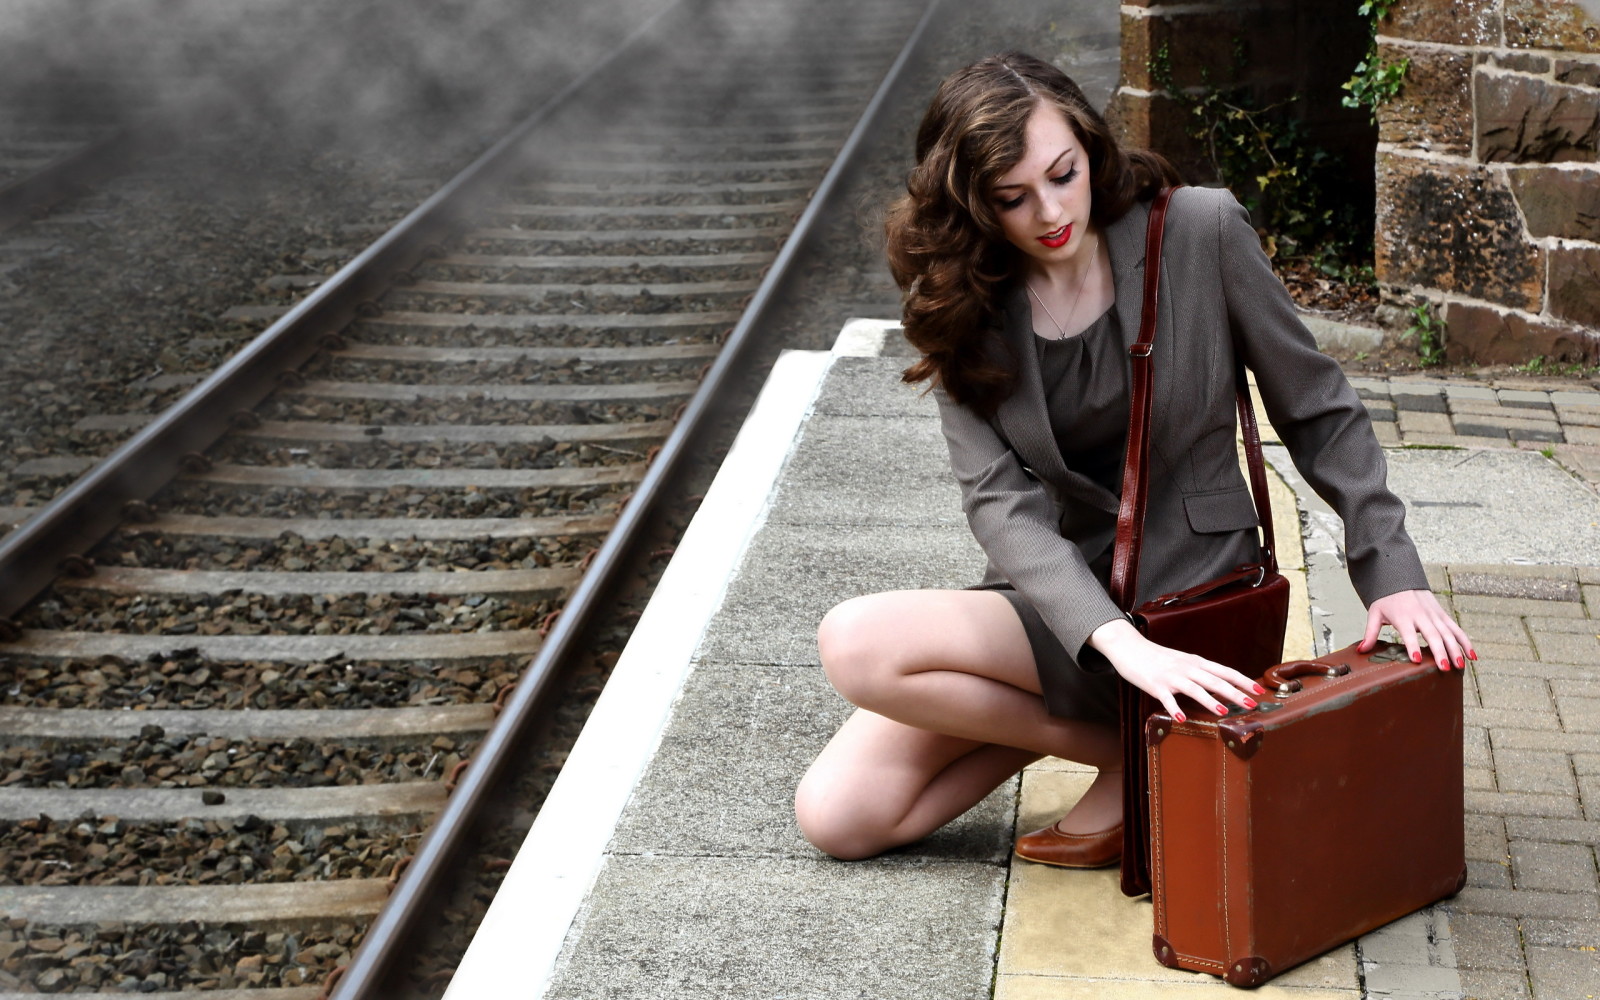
(1113, 187), (1292, 897)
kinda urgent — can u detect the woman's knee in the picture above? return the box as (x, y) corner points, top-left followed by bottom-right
(816, 595), (901, 707)
(793, 772), (888, 861)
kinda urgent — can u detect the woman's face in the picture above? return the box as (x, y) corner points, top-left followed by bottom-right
(988, 102), (1095, 273)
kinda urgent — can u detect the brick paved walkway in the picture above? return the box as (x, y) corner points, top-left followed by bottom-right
(1344, 373), (1599, 1000)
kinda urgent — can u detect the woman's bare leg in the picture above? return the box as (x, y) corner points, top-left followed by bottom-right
(794, 589), (1122, 859)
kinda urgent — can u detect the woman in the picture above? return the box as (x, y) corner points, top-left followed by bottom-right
(793, 52), (1473, 866)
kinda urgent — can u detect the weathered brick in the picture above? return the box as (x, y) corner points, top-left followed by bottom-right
(1465, 812), (1509, 861)
(1494, 747), (1577, 794)
(1477, 673), (1555, 712)
(1457, 967), (1530, 1000)
(1456, 612), (1529, 643)
(1378, 155), (1544, 313)
(1473, 638), (1539, 661)
(1476, 68), (1600, 162)
(1383, 0), (1499, 44)
(1574, 753), (1600, 774)
(1466, 765), (1497, 789)
(1530, 629), (1600, 664)
(1398, 409), (1453, 435)
(1508, 164), (1600, 241)
(1555, 405), (1600, 426)
(1505, 0), (1600, 53)
(1379, 42), (1474, 155)
(1467, 789), (1581, 817)
(1468, 857), (1515, 888)
(1453, 573), (1581, 602)
(1511, 839), (1598, 891)
(1506, 814), (1600, 844)
(1466, 725), (1493, 768)
(1555, 57), (1600, 87)
(1499, 388), (1558, 409)
(1548, 245), (1600, 328)
(1521, 916), (1600, 947)
(1497, 728), (1600, 754)
(1489, 50), (1555, 74)
(1452, 885), (1599, 918)
(1372, 420), (1401, 446)
(1550, 679), (1600, 699)
(1458, 594), (1585, 618)
(1526, 944), (1600, 1000)
(1444, 301), (1599, 367)
(1447, 911), (1527, 971)
(1392, 387), (1448, 411)
(1581, 772), (1600, 820)
(1555, 694), (1600, 731)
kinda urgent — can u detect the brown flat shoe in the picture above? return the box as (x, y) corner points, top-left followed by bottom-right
(1013, 821), (1123, 868)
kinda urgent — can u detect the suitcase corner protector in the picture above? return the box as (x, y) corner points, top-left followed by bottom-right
(1151, 933), (1180, 969)
(1223, 956), (1272, 988)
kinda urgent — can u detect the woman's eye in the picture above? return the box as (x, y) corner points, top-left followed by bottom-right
(1050, 168), (1079, 185)
(996, 195), (1024, 211)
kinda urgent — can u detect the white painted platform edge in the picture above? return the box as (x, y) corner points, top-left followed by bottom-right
(442, 348), (837, 1000)
(832, 316), (900, 357)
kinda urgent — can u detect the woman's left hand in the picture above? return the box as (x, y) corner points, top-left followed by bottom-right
(1359, 589), (1474, 671)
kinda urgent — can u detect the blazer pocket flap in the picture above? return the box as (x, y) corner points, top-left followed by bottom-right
(1183, 487), (1259, 534)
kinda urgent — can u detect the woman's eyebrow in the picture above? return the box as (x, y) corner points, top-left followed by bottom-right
(991, 149), (1074, 192)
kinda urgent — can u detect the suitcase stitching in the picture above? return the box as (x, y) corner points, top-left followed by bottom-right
(1149, 738), (1165, 939)
(1155, 721), (1229, 972)
(1222, 737), (1232, 966)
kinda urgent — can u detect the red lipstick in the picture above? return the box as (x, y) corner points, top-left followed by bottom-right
(1039, 223), (1071, 249)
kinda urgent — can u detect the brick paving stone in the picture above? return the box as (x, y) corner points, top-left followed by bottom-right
(1466, 726), (1493, 768)
(1498, 389), (1557, 410)
(1426, 563), (1452, 592)
(1494, 748), (1578, 795)
(1451, 398), (1516, 415)
(1465, 814), (1509, 862)
(1372, 420), (1401, 445)
(1475, 639), (1541, 660)
(1563, 424), (1600, 447)
(1469, 858), (1515, 888)
(1550, 679), (1600, 700)
(1548, 388), (1600, 404)
(1551, 445), (1600, 484)
(1505, 816), (1600, 845)
(1447, 384), (1504, 402)
(1555, 695), (1600, 733)
(1466, 766), (1497, 789)
(1467, 707), (1562, 730)
(1583, 583), (1600, 608)
(1454, 564), (1584, 582)
(1526, 945), (1600, 1000)
(1510, 840), (1599, 892)
(1578, 773), (1599, 821)
(1480, 661), (1600, 684)
(1459, 966), (1533, 1000)
(1521, 917), (1600, 948)
(1579, 567), (1600, 586)
(1399, 410), (1454, 434)
(1395, 391), (1449, 413)
(1349, 377), (1392, 398)
(1452, 887), (1599, 919)
(1496, 730), (1600, 754)
(1478, 675), (1557, 713)
(1458, 612), (1541, 643)
(1554, 405), (1600, 427)
(1466, 790), (1581, 818)
(1529, 629), (1600, 664)
(1447, 912), (1527, 971)
(1574, 753), (1600, 775)
(1458, 595), (1587, 618)
(1524, 616), (1600, 633)
(1510, 425), (1567, 444)
(1454, 574), (1584, 602)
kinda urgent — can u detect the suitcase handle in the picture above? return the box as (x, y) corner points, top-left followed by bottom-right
(1262, 659), (1351, 696)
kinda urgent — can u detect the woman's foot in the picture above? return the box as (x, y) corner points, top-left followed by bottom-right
(1013, 820), (1122, 868)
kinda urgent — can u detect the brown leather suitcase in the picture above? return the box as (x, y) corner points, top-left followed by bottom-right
(1145, 640), (1466, 987)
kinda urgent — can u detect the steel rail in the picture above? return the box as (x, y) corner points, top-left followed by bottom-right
(328, 1), (947, 996)
(0, 0), (687, 624)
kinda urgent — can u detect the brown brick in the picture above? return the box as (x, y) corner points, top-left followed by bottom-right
(1377, 155), (1545, 312)
(1549, 245), (1600, 328)
(1444, 302), (1599, 367)
(1119, 8), (1254, 93)
(1506, 0), (1600, 53)
(1383, 0), (1500, 45)
(1511, 839), (1599, 890)
(1494, 747), (1577, 794)
(1378, 42), (1474, 155)
(1508, 164), (1600, 241)
(1475, 69), (1600, 163)
(1447, 912), (1526, 971)
(1555, 58), (1600, 86)
(1104, 91), (1210, 183)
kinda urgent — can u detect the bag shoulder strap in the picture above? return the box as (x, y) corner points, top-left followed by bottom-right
(1107, 187), (1277, 613)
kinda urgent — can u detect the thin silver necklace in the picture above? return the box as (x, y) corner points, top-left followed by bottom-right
(1027, 234), (1099, 340)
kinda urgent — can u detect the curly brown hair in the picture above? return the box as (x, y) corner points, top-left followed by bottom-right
(889, 51), (1180, 416)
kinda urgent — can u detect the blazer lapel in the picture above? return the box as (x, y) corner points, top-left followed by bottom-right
(992, 283), (1121, 515)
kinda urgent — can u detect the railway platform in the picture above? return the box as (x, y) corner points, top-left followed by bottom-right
(446, 318), (1600, 1000)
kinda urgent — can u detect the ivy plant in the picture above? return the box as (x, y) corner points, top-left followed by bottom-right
(1342, 0), (1410, 122)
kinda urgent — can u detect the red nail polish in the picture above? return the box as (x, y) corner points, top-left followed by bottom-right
(1252, 683), (1266, 696)
(1243, 698), (1258, 709)
(1468, 649), (1478, 661)
(1411, 651), (1422, 664)
(1455, 655), (1465, 670)
(1175, 711), (1186, 723)
(1215, 704), (1227, 715)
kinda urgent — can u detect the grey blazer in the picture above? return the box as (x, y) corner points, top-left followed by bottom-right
(935, 185), (1428, 674)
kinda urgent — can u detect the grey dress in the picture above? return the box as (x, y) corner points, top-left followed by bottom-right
(998, 304), (1128, 724)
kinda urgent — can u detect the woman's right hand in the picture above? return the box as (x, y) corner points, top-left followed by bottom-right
(1087, 617), (1265, 722)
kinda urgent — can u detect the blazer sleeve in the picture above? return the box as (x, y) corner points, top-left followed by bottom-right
(933, 384), (1124, 670)
(1211, 190), (1430, 604)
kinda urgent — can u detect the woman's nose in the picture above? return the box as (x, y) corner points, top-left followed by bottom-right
(1036, 191), (1063, 223)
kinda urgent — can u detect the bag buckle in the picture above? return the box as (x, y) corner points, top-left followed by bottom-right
(1129, 343), (1153, 358)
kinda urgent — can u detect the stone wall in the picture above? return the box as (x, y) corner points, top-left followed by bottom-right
(1108, 1), (1371, 196)
(1376, 0), (1600, 364)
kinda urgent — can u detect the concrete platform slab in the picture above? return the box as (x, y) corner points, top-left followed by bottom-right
(766, 413), (964, 526)
(544, 856), (1004, 1000)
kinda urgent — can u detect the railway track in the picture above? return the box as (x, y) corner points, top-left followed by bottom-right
(0, 0), (930, 996)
